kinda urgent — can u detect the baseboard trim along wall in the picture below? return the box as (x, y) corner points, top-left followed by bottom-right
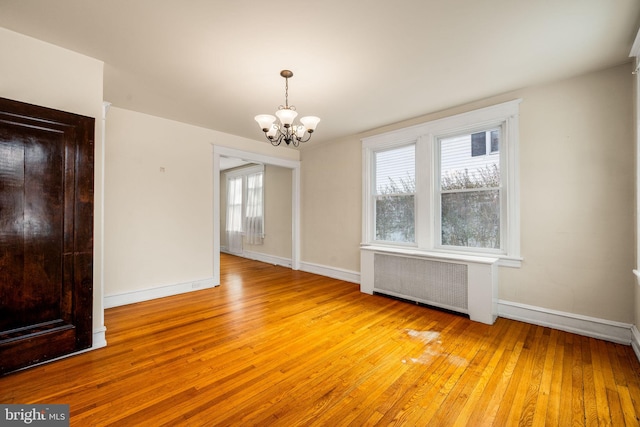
(92, 327), (107, 349)
(299, 261), (360, 284)
(104, 277), (216, 308)
(498, 299), (633, 345)
(241, 250), (292, 268)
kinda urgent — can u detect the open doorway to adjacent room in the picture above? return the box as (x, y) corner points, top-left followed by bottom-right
(212, 146), (300, 286)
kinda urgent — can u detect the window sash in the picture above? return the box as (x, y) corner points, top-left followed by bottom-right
(436, 126), (506, 254)
(439, 188), (501, 250)
(374, 193), (415, 243)
(372, 144), (416, 244)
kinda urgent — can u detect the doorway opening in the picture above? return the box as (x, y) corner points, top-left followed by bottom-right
(212, 145), (300, 286)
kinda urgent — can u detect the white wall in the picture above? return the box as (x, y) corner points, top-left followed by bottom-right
(257, 165), (293, 259)
(0, 27), (106, 344)
(104, 107), (298, 299)
(501, 64), (634, 323)
(301, 63), (635, 324)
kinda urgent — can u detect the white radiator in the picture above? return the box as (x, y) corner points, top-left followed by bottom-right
(360, 246), (498, 324)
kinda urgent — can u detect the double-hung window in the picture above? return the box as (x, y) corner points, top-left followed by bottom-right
(225, 164), (265, 251)
(438, 128), (502, 250)
(362, 100), (521, 266)
(374, 144), (416, 243)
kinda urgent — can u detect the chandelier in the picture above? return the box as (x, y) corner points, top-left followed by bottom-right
(255, 70), (320, 147)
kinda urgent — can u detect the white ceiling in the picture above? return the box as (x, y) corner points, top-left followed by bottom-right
(219, 156), (251, 171)
(1, 1), (639, 148)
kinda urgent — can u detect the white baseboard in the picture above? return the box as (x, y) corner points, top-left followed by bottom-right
(242, 250), (292, 268)
(299, 261), (361, 284)
(92, 326), (107, 349)
(104, 277), (216, 308)
(498, 299), (633, 345)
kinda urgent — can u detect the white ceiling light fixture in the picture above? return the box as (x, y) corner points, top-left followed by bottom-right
(255, 70), (320, 147)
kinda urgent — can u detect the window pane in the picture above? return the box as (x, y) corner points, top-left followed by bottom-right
(441, 190), (500, 249)
(226, 177), (243, 232)
(471, 132), (486, 157)
(375, 144), (415, 194)
(245, 172), (263, 217)
(441, 130), (500, 190)
(490, 130), (499, 153)
(375, 194), (415, 242)
(245, 172), (264, 244)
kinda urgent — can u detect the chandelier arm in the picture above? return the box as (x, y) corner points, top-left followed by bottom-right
(295, 132), (313, 144)
(270, 137), (281, 147)
(264, 129), (286, 146)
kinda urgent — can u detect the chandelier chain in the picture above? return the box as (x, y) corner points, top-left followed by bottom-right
(284, 77), (288, 109)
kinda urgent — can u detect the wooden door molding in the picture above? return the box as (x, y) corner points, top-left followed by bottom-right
(0, 97), (94, 375)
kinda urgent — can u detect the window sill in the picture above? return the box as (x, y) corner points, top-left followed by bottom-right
(360, 244), (522, 268)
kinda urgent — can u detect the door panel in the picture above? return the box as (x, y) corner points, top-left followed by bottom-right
(0, 98), (94, 375)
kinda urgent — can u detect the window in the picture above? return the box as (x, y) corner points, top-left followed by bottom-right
(374, 144), (415, 243)
(439, 129), (501, 250)
(244, 171), (264, 245)
(226, 176), (243, 233)
(225, 164), (264, 251)
(362, 100), (521, 266)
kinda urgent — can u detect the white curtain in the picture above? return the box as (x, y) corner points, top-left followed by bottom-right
(226, 176), (243, 254)
(244, 172), (264, 245)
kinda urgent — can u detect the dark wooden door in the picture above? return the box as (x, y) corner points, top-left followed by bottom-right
(0, 97), (94, 375)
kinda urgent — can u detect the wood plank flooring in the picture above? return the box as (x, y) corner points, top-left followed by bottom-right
(2, 253), (640, 426)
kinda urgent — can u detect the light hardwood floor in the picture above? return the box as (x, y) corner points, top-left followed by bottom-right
(2, 254), (640, 426)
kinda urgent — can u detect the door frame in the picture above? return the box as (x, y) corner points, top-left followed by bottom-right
(212, 145), (301, 285)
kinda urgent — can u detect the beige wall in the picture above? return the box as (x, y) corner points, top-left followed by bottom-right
(220, 165), (293, 260)
(301, 137), (362, 271)
(301, 63), (635, 324)
(502, 64), (634, 322)
(104, 107), (298, 297)
(244, 165), (293, 259)
(0, 27), (106, 337)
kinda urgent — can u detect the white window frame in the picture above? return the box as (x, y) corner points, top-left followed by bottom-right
(362, 100), (522, 267)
